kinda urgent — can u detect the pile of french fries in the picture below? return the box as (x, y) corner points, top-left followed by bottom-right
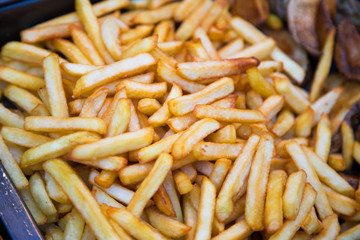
(1, 0), (360, 239)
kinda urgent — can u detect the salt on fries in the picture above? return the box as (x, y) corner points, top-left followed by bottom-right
(0, 0), (357, 239)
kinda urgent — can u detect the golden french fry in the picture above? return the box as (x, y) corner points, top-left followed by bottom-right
(24, 116), (107, 134)
(80, 88), (109, 117)
(194, 177), (216, 240)
(101, 16), (122, 61)
(133, 2), (179, 24)
(265, 170), (287, 234)
(285, 141), (333, 220)
(137, 98), (161, 116)
(153, 184), (176, 217)
(116, 80), (167, 99)
(310, 29), (335, 102)
(216, 134), (260, 222)
(209, 158), (232, 192)
(219, 38), (244, 59)
(43, 171), (69, 204)
(107, 207), (167, 240)
(193, 27), (219, 60)
(269, 184), (317, 240)
(120, 25), (154, 45)
(43, 159), (121, 240)
(173, 0), (203, 22)
(258, 60), (283, 76)
(276, 138), (308, 158)
(342, 121), (355, 169)
(73, 53), (156, 97)
(294, 107), (314, 138)
(246, 90), (263, 109)
(337, 223), (360, 240)
(257, 95), (284, 121)
(0, 136), (28, 189)
(173, 169), (193, 195)
(271, 110), (295, 137)
(328, 153), (345, 171)
(230, 38), (276, 60)
(158, 41), (183, 55)
(51, 38), (91, 64)
(0, 66), (44, 90)
(1, 127), (50, 148)
(283, 170), (306, 220)
(301, 207), (323, 235)
(20, 187), (47, 225)
(212, 219), (252, 240)
(94, 170), (118, 188)
(192, 141), (243, 161)
(119, 161), (154, 186)
(176, 58), (259, 81)
(168, 77), (234, 116)
(247, 67), (276, 99)
(20, 131), (100, 168)
(70, 25), (104, 65)
(207, 124), (236, 143)
(246, 134), (274, 231)
(107, 98), (131, 137)
(172, 118), (221, 159)
(313, 214), (340, 240)
(121, 35), (158, 59)
(69, 127), (153, 161)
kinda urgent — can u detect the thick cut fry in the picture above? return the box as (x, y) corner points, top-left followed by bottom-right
(0, 136), (28, 189)
(20, 187), (47, 225)
(80, 88), (109, 118)
(272, 110), (295, 137)
(173, 170), (193, 195)
(148, 83), (183, 127)
(207, 125), (236, 143)
(246, 90), (263, 109)
(43, 159), (121, 240)
(173, 0), (203, 22)
(1, 41), (67, 65)
(199, 0), (227, 32)
(265, 170), (287, 234)
(175, 0), (213, 41)
(24, 116), (107, 134)
(118, 162), (153, 185)
(294, 107), (314, 138)
(310, 29), (335, 102)
(43, 53), (69, 117)
(342, 122), (355, 169)
(69, 127), (153, 160)
(0, 66), (44, 90)
(328, 153), (345, 171)
(168, 77), (234, 116)
(269, 184), (317, 240)
(246, 134), (274, 231)
(230, 38), (276, 60)
(314, 114), (332, 162)
(192, 141), (243, 161)
(20, 131), (100, 168)
(153, 184), (176, 217)
(194, 105), (265, 123)
(285, 141), (333, 220)
(216, 134), (260, 222)
(120, 25), (154, 45)
(133, 2), (179, 24)
(337, 223), (360, 240)
(185, 42), (210, 60)
(70, 25), (104, 65)
(158, 41), (183, 55)
(43, 171), (69, 204)
(194, 177), (216, 240)
(107, 98), (131, 137)
(283, 170), (306, 220)
(247, 67), (276, 98)
(273, 74), (310, 114)
(94, 170), (118, 188)
(257, 95), (284, 121)
(1, 127), (50, 148)
(258, 60), (283, 76)
(276, 138), (308, 158)
(193, 28), (219, 60)
(313, 214), (340, 240)
(51, 38), (91, 64)
(157, 61), (205, 93)
(101, 17), (122, 61)
(209, 158), (232, 192)
(146, 206), (191, 238)
(75, 0), (113, 64)
(176, 58), (259, 81)
(172, 118), (221, 159)
(121, 35), (158, 59)
(107, 207), (167, 240)
(73, 53), (156, 97)
(219, 38), (244, 59)
(212, 219), (252, 240)
(301, 207), (322, 235)
(137, 98), (161, 116)
(116, 80), (167, 99)
(302, 147), (355, 197)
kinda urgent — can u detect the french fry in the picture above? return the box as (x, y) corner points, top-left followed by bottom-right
(173, 0), (203, 22)
(185, 42), (210, 60)
(268, 184), (317, 240)
(194, 177), (216, 240)
(176, 58), (259, 81)
(193, 28), (219, 60)
(172, 118), (221, 159)
(121, 35), (157, 59)
(283, 170), (306, 220)
(301, 207), (323, 235)
(1, 41), (67, 65)
(245, 134), (274, 231)
(183, 193), (197, 240)
(258, 60), (283, 77)
(271, 110), (295, 137)
(73, 53), (156, 97)
(24, 116), (107, 134)
(209, 158), (232, 192)
(134, 2), (179, 24)
(43, 171), (69, 204)
(285, 141), (333, 220)
(265, 170), (287, 234)
(153, 185), (176, 217)
(313, 214), (340, 240)
(101, 17), (122, 61)
(127, 153), (172, 217)
(69, 127), (153, 160)
(276, 138), (308, 158)
(116, 80), (167, 99)
(157, 61), (205, 93)
(1, 127), (50, 148)
(328, 153), (345, 171)
(229, 38), (276, 60)
(43, 53), (69, 117)
(257, 95), (284, 121)
(194, 105), (265, 123)
(120, 25), (154, 45)
(168, 77), (234, 116)
(302, 147), (355, 197)
(146, 206), (191, 238)
(69, 99), (85, 115)
(181, 164), (197, 182)
(29, 172), (57, 220)
(51, 38), (91, 64)
(192, 141), (243, 160)
(43, 159), (121, 240)
(45, 224), (64, 240)
(212, 219), (252, 240)
(294, 107), (314, 138)
(175, 0), (213, 41)
(20, 187), (47, 225)
(216, 134), (260, 222)
(119, 162), (154, 185)
(20, 131), (100, 168)
(107, 207), (167, 240)
(247, 67), (276, 98)
(94, 170), (118, 189)
(246, 90), (263, 109)
(107, 98), (131, 137)
(79, 88), (109, 117)
(310, 29), (335, 102)
(137, 98), (161, 116)
(0, 136), (28, 189)
(0, 66), (44, 90)
(75, 0), (114, 64)
(173, 169), (193, 195)
(337, 223), (360, 240)
(323, 184), (360, 216)
(219, 38), (244, 59)
(93, 187), (125, 209)
(341, 121), (355, 169)
(273, 74), (310, 114)
(158, 41), (183, 55)
(206, 124), (236, 143)
(70, 25), (104, 65)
